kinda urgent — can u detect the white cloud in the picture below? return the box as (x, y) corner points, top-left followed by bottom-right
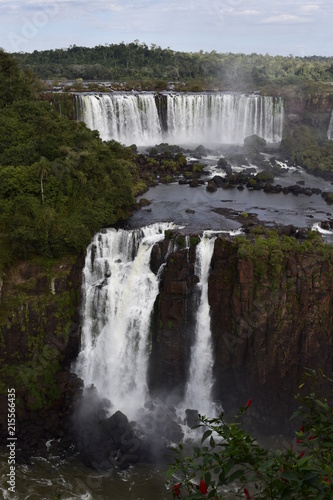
(260, 14), (310, 24)
(300, 4), (320, 11)
(237, 10), (260, 16)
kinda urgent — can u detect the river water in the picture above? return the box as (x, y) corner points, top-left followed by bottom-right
(0, 448), (169, 499)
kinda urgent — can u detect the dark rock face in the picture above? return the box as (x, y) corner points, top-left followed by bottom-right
(284, 93), (332, 130)
(149, 236), (333, 434)
(149, 244), (198, 397)
(0, 256), (84, 456)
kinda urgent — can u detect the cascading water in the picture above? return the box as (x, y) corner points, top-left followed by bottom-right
(75, 222), (175, 420)
(166, 93), (283, 144)
(77, 93), (162, 145)
(328, 110), (333, 140)
(76, 93), (284, 146)
(183, 232), (218, 417)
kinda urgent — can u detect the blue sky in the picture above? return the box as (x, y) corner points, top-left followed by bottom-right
(0, 0), (332, 56)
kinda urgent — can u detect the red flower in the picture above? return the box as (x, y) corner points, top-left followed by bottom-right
(300, 425), (304, 433)
(308, 435), (316, 441)
(298, 450), (305, 458)
(296, 439), (302, 443)
(199, 480), (208, 495)
(323, 477), (331, 484)
(245, 399), (252, 409)
(244, 488), (250, 499)
(173, 483), (181, 497)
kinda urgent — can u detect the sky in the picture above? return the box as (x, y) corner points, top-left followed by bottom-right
(0, 0), (332, 57)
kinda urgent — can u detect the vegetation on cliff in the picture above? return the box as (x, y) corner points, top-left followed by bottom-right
(0, 50), (139, 272)
(280, 124), (333, 176)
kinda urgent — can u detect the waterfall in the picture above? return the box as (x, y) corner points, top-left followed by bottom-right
(166, 93), (283, 144)
(183, 232), (217, 416)
(75, 222), (175, 420)
(328, 110), (333, 140)
(77, 93), (284, 146)
(77, 93), (162, 145)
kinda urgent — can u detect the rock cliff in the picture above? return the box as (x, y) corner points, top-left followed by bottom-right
(284, 92), (333, 133)
(0, 255), (84, 457)
(149, 234), (333, 434)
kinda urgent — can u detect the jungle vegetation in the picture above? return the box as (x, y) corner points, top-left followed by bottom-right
(12, 41), (333, 93)
(0, 49), (138, 271)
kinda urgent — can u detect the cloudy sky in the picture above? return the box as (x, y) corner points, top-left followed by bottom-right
(0, 0), (332, 56)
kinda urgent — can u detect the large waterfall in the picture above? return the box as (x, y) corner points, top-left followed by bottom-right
(76, 93), (284, 146)
(75, 224), (222, 422)
(328, 110), (333, 140)
(183, 232), (217, 416)
(75, 223), (175, 419)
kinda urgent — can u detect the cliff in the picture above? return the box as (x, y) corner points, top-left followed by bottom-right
(283, 91), (333, 134)
(0, 255), (83, 455)
(1, 231), (333, 449)
(149, 233), (333, 434)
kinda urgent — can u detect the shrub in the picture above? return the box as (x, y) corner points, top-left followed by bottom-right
(167, 371), (333, 499)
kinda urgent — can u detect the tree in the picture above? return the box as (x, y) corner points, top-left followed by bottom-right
(34, 157), (51, 204)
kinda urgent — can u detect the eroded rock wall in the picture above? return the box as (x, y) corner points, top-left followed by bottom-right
(0, 256), (84, 454)
(149, 235), (333, 433)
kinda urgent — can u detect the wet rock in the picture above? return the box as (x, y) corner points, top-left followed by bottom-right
(139, 198), (151, 207)
(185, 409), (199, 428)
(212, 175), (225, 187)
(206, 181), (217, 192)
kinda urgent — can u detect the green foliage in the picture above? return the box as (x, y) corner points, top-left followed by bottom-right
(12, 44), (333, 92)
(167, 373), (333, 499)
(0, 49), (38, 107)
(255, 171), (275, 183)
(280, 125), (333, 174)
(0, 51), (137, 270)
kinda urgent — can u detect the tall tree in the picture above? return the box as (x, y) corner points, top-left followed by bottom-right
(34, 157), (51, 204)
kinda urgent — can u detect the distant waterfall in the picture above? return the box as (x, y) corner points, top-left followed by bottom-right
(77, 93), (162, 145)
(75, 223), (174, 419)
(183, 232), (217, 416)
(328, 110), (333, 140)
(76, 93), (284, 146)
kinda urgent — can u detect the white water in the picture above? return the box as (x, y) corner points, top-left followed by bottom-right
(77, 93), (284, 146)
(328, 110), (333, 140)
(166, 93), (283, 144)
(183, 232), (217, 417)
(75, 222), (175, 419)
(312, 222), (333, 235)
(78, 93), (162, 145)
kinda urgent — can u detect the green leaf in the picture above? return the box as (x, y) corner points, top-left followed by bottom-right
(281, 471), (299, 482)
(201, 430), (212, 444)
(226, 469), (245, 483)
(204, 471), (211, 486)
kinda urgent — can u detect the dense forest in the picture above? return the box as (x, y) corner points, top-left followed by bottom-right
(0, 49), (141, 272)
(13, 41), (333, 92)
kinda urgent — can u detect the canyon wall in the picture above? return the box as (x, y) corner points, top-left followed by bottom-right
(1, 232), (333, 446)
(284, 92), (333, 133)
(0, 256), (83, 455)
(149, 234), (333, 433)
